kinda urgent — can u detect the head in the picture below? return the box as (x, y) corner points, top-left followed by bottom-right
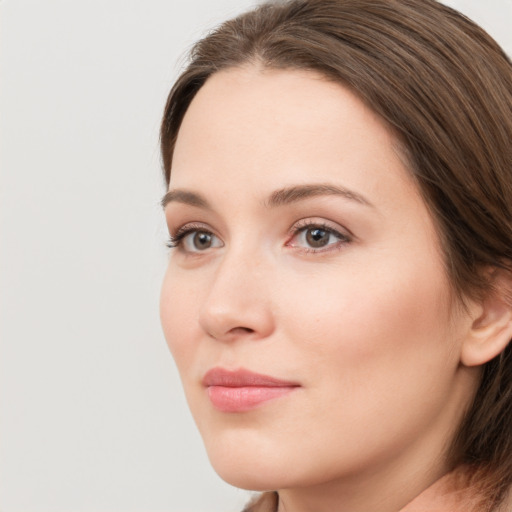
(160, 0), (512, 508)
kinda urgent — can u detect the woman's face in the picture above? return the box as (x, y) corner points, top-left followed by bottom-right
(160, 67), (477, 493)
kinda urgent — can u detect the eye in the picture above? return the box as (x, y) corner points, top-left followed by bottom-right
(167, 226), (223, 253)
(287, 222), (351, 252)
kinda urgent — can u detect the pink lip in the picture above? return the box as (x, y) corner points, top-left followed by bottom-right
(203, 368), (300, 413)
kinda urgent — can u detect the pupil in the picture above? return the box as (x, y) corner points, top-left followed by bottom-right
(306, 228), (329, 248)
(194, 232), (212, 249)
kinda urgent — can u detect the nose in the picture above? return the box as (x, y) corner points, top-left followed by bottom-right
(198, 250), (276, 342)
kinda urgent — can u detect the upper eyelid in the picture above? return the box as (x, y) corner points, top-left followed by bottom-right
(289, 224), (350, 244)
(290, 218), (353, 238)
(170, 221), (214, 237)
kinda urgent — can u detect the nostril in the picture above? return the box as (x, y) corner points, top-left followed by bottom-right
(230, 327), (255, 335)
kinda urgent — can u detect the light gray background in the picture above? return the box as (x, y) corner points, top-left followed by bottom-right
(1, 1), (511, 511)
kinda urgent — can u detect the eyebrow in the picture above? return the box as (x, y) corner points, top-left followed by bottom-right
(265, 183), (372, 208)
(161, 189), (211, 209)
(161, 183), (372, 209)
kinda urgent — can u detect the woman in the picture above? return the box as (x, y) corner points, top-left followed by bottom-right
(159, 1), (512, 511)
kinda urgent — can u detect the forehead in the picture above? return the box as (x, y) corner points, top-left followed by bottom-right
(170, 66), (419, 213)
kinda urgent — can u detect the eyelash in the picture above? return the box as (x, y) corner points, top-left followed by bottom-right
(286, 220), (351, 254)
(166, 223), (211, 249)
(166, 221), (352, 253)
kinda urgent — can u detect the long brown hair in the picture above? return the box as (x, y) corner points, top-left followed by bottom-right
(160, 0), (512, 509)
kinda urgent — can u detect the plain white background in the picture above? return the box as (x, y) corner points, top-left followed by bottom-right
(1, 1), (511, 511)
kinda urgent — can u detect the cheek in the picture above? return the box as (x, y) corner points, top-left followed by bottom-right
(261, 257), (462, 474)
(160, 266), (201, 367)
(277, 252), (455, 383)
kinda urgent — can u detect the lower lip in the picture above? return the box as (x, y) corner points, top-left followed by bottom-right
(207, 385), (297, 412)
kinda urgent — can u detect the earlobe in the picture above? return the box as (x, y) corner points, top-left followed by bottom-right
(461, 272), (512, 367)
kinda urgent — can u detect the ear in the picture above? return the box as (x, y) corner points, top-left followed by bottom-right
(461, 269), (512, 367)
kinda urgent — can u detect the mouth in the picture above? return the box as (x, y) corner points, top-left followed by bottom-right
(202, 367), (300, 413)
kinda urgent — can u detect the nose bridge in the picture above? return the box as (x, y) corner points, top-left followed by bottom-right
(198, 241), (274, 341)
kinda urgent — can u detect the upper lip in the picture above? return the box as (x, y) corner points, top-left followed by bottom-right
(202, 367), (300, 388)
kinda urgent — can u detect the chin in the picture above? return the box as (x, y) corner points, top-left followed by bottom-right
(213, 463), (278, 491)
(202, 432), (296, 491)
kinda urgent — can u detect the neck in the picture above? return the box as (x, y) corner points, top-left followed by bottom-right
(275, 466), (510, 512)
(276, 459), (448, 512)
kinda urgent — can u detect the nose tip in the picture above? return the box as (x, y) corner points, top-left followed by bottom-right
(200, 300), (274, 342)
(198, 264), (275, 342)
